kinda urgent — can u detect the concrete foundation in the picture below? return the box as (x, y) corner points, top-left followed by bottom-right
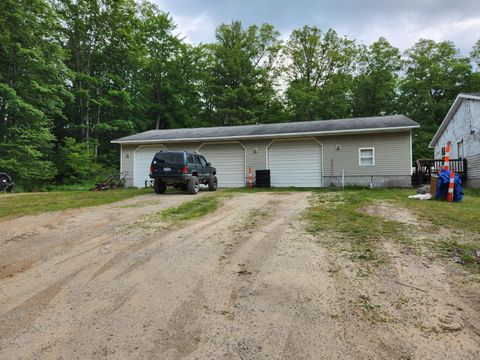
(323, 175), (412, 188)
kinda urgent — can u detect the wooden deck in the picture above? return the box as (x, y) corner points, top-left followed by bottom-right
(412, 159), (468, 186)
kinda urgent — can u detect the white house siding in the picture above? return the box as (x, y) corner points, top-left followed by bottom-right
(433, 99), (480, 186)
(120, 131), (412, 188)
(434, 100), (480, 159)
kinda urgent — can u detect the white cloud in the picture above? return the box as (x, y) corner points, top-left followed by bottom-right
(151, 0), (480, 54)
(172, 12), (217, 44)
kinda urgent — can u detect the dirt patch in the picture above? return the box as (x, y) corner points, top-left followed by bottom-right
(361, 200), (420, 225)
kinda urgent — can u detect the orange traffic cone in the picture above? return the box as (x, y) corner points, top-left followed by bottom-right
(447, 170), (455, 202)
(443, 141), (452, 171)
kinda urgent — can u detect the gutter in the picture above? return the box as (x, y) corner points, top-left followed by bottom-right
(111, 125), (420, 145)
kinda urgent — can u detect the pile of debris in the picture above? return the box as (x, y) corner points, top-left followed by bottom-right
(91, 171), (127, 191)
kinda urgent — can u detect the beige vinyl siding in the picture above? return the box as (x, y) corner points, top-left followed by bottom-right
(319, 131), (411, 177)
(120, 131), (412, 188)
(121, 145), (137, 186)
(242, 139), (269, 172)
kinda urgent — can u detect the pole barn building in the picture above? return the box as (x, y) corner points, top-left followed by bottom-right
(112, 115), (419, 188)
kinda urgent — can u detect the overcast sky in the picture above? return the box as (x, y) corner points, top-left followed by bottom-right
(153, 0), (480, 55)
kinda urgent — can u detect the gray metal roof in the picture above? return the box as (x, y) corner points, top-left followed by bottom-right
(112, 115), (419, 144)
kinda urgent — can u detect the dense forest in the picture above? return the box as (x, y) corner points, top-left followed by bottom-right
(1, 0), (480, 189)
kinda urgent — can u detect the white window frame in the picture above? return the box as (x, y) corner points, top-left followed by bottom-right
(359, 147), (375, 167)
(457, 140), (464, 160)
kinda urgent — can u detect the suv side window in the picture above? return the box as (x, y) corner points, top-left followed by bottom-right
(194, 155), (202, 165)
(186, 154), (194, 164)
(199, 156), (208, 166)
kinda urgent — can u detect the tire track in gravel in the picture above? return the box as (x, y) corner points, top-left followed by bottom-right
(0, 269), (81, 340)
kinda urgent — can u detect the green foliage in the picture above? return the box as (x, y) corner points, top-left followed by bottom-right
(0, 0), (70, 189)
(351, 37), (403, 117)
(1, 1), (480, 189)
(471, 39), (480, 67)
(283, 26), (357, 120)
(209, 21), (285, 125)
(55, 137), (102, 184)
(398, 39), (475, 159)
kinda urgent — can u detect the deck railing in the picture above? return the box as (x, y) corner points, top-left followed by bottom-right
(412, 158), (468, 186)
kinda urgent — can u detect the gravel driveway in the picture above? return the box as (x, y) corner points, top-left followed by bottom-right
(0, 191), (478, 359)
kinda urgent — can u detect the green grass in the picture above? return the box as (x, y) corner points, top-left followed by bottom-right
(0, 188), (150, 219)
(305, 190), (406, 263)
(160, 193), (229, 223)
(388, 188), (480, 234)
(304, 187), (480, 272)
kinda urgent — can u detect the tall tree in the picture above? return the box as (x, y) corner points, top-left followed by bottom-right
(137, 1), (207, 131)
(471, 39), (480, 67)
(55, 0), (143, 165)
(209, 21), (284, 126)
(283, 26), (357, 121)
(399, 39), (474, 159)
(351, 37), (403, 117)
(0, 0), (69, 188)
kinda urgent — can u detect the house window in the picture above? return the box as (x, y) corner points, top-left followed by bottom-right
(457, 141), (464, 160)
(359, 148), (375, 166)
(441, 147), (446, 158)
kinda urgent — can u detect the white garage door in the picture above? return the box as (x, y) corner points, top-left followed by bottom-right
(134, 145), (168, 187)
(268, 139), (322, 187)
(199, 143), (245, 187)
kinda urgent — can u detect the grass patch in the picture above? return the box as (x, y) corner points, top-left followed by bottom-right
(305, 187), (480, 272)
(0, 188), (150, 219)
(389, 188), (480, 234)
(438, 240), (480, 273)
(160, 193), (229, 223)
(305, 190), (406, 263)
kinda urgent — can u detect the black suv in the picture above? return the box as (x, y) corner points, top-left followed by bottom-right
(149, 151), (218, 195)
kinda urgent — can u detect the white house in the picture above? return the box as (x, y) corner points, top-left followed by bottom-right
(429, 93), (480, 188)
(112, 115), (419, 188)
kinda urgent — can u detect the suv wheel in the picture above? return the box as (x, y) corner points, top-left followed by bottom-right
(208, 176), (218, 191)
(187, 176), (200, 195)
(154, 180), (167, 194)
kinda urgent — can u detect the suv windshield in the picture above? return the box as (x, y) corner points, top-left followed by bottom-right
(154, 153), (184, 164)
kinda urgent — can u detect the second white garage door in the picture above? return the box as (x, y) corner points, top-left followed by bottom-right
(199, 143), (245, 187)
(268, 139), (322, 187)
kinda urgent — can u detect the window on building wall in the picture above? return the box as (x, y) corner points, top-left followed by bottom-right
(441, 147), (446, 158)
(359, 148), (375, 166)
(457, 141), (464, 159)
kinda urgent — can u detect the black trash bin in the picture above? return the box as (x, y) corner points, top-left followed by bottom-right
(255, 170), (270, 188)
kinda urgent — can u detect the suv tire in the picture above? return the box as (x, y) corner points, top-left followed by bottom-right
(187, 176), (200, 195)
(208, 176), (218, 191)
(154, 180), (167, 194)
